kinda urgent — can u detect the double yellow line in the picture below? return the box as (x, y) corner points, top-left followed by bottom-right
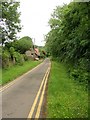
(0, 61), (51, 119)
(28, 64), (51, 119)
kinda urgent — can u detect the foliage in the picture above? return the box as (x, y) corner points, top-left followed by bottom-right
(0, 47), (2, 67)
(23, 54), (29, 61)
(13, 51), (24, 65)
(9, 46), (15, 60)
(2, 49), (10, 68)
(9, 46), (24, 65)
(5, 36), (33, 54)
(2, 35), (33, 68)
(45, 2), (90, 86)
(38, 46), (46, 58)
(13, 36), (33, 54)
(1, 1), (21, 45)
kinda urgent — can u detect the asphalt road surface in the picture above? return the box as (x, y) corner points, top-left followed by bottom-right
(1, 58), (50, 119)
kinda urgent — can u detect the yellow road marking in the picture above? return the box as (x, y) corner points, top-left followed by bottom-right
(27, 62), (51, 119)
(27, 67), (49, 118)
(35, 67), (50, 119)
(0, 62), (43, 92)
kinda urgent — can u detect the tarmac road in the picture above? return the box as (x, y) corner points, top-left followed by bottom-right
(1, 58), (51, 119)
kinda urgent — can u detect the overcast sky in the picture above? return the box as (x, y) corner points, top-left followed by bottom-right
(18, 0), (72, 46)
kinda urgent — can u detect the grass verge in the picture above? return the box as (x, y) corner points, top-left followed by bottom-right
(47, 61), (88, 118)
(2, 60), (41, 85)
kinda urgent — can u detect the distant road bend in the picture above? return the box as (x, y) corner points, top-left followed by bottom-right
(1, 58), (51, 119)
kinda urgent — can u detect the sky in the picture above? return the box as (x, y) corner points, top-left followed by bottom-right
(17, 0), (72, 46)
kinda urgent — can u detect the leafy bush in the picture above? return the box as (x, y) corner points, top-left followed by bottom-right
(9, 47), (24, 65)
(2, 50), (10, 68)
(13, 36), (33, 54)
(23, 54), (29, 61)
(9, 47), (15, 60)
(45, 2), (90, 86)
(13, 52), (24, 65)
(5, 36), (33, 54)
(0, 47), (2, 67)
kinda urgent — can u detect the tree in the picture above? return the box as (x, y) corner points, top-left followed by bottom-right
(45, 2), (90, 85)
(1, 1), (21, 45)
(12, 36), (33, 54)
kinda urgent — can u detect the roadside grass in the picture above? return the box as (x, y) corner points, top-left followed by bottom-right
(47, 61), (88, 118)
(0, 69), (2, 85)
(2, 60), (41, 85)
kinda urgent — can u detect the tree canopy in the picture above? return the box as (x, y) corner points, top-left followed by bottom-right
(1, 1), (21, 45)
(5, 36), (33, 54)
(45, 2), (90, 85)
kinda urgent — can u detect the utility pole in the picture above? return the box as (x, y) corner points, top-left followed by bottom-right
(33, 38), (35, 49)
(32, 38), (35, 60)
(32, 38), (35, 50)
(34, 38), (35, 49)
